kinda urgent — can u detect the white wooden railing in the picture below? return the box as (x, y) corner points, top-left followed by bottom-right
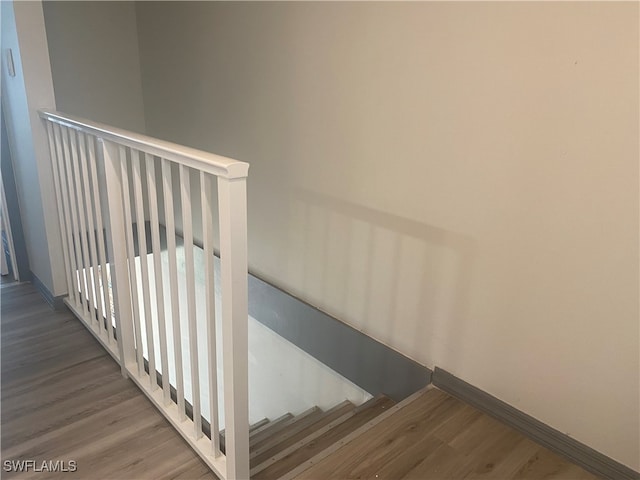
(40, 110), (250, 479)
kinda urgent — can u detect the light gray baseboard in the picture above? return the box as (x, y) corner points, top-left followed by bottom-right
(31, 272), (66, 311)
(432, 367), (639, 480)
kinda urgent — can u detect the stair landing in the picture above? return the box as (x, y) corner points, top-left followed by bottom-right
(287, 388), (601, 480)
(247, 387), (600, 479)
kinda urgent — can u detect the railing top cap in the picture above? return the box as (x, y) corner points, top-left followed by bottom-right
(39, 109), (249, 179)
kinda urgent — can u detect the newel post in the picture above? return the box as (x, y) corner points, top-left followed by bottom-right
(218, 175), (250, 480)
(100, 138), (136, 377)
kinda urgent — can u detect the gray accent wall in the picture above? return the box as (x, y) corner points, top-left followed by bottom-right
(248, 272), (432, 402)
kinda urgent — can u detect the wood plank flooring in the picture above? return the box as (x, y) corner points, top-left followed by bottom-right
(0, 280), (605, 480)
(1, 281), (217, 480)
(294, 388), (602, 480)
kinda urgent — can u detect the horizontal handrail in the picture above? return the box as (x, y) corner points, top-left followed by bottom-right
(38, 109), (249, 179)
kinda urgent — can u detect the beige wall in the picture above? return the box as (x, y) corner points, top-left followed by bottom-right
(135, 2), (639, 469)
(43, 1), (145, 133)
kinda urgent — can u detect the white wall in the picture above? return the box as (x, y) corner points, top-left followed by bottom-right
(1, 0), (66, 296)
(135, 2), (639, 470)
(42, 1), (145, 133)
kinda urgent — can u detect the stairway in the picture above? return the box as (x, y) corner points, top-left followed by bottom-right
(222, 394), (396, 480)
(227, 387), (603, 480)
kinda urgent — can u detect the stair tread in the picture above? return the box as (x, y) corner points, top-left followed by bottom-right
(253, 395), (396, 479)
(250, 399), (355, 468)
(249, 412), (294, 446)
(250, 413), (293, 437)
(249, 407), (323, 455)
(250, 418), (270, 432)
(292, 388), (466, 480)
(250, 406), (323, 453)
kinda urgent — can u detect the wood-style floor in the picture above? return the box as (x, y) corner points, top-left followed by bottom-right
(294, 388), (601, 480)
(1, 280), (217, 480)
(1, 279), (602, 480)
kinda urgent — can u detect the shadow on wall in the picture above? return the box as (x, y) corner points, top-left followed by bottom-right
(285, 188), (477, 369)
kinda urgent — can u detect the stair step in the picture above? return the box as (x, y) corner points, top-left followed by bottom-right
(250, 406), (324, 454)
(250, 399), (355, 469)
(286, 388), (483, 480)
(250, 418), (270, 432)
(250, 413), (294, 438)
(252, 395), (396, 479)
(249, 413), (294, 446)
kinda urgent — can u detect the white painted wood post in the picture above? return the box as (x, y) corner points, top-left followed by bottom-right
(146, 154), (170, 404)
(60, 126), (86, 310)
(51, 124), (79, 306)
(100, 138), (137, 375)
(180, 164), (202, 438)
(131, 150), (158, 390)
(69, 129), (92, 317)
(218, 176), (249, 480)
(201, 171), (221, 456)
(46, 122), (74, 303)
(78, 133), (105, 332)
(162, 158), (186, 421)
(86, 135), (114, 345)
(120, 152), (144, 376)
